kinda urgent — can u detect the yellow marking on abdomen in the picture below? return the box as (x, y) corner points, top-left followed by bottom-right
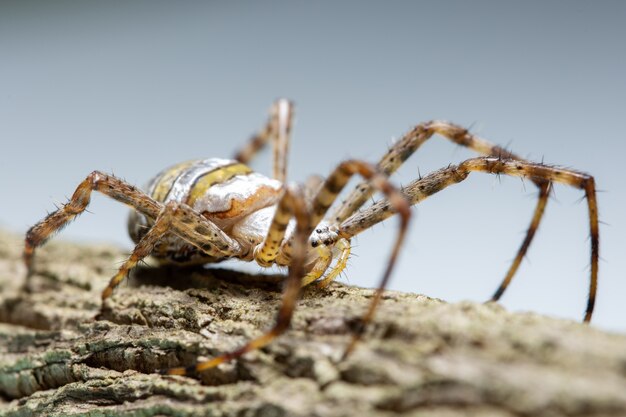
(151, 160), (198, 202)
(186, 163), (253, 206)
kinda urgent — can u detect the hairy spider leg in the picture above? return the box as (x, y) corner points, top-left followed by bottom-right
(491, 183), (550, 301)
(330, 121), (551, 303)
(102, 201), (244, 301)
(166, 186), (310, 375)
(339, 157), (599, 323)
(250, 186), (332, 286)
(233, 98), (294, 182)
(23, 171), (242, 290)
(253, 187), (302, 267)
(309, 160), (411, 357)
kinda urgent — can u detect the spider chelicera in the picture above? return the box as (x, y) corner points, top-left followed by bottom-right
(23, 99), (599, 375)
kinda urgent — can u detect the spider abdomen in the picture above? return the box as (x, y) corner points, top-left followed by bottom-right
(128, 157), (283, 263)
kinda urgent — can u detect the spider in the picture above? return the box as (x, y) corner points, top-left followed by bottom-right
(23, 99), (599, 376)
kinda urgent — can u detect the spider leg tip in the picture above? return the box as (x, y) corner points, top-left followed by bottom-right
(160, 365), (195, 376)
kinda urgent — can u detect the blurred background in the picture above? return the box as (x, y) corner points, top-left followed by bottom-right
(1, 1), (624, 331)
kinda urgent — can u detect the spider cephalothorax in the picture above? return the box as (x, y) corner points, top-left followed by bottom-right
(24, 99), (599, 376)
(310, 223), (340, 248)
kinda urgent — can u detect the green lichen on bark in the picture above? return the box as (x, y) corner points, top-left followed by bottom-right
(1, 229), (626, 416)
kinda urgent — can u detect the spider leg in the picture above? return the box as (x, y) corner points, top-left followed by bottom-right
(101, 201), (243, 302)
(233, 99), (294, 182)
(24, 171), (241, 282)
(302, 175), (324, 208)
(329, 121), (551, 303)
(310, 160), (410, 229)
(491, 183), (550, 301)
(166, 186), (310, 375)
(309, 159), (411, 357)
(102, 202), (176, 301)
(331, 121), (543, 221)
(339, 157), (599, 323)
(251, 186), (335, 287)
(252, 187), (304, 267)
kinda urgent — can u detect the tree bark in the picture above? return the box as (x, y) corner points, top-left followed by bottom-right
(1, 229), (625, 417)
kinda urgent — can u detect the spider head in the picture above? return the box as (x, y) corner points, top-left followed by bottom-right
(309, 222), (339, 248)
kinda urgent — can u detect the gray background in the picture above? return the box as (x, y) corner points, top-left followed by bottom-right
(1, 1), (624, 332)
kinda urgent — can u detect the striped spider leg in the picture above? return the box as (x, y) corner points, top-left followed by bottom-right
(167, 186), (310, 375)
(331, 121), (551, 305)
(166, 160), (411, 375)
(23, 171), (244, 301)
(338, 157), (599, 323)
(231, 98), (342, 284)
(234, 98), (294, 182)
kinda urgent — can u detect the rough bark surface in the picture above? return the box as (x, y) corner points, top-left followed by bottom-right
(1, 229), (625, 417)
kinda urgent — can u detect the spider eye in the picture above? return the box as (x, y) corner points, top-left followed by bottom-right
(315, 228), (323, 234)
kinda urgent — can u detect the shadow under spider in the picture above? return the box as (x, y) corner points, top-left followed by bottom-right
(127, 263), (288, 294)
